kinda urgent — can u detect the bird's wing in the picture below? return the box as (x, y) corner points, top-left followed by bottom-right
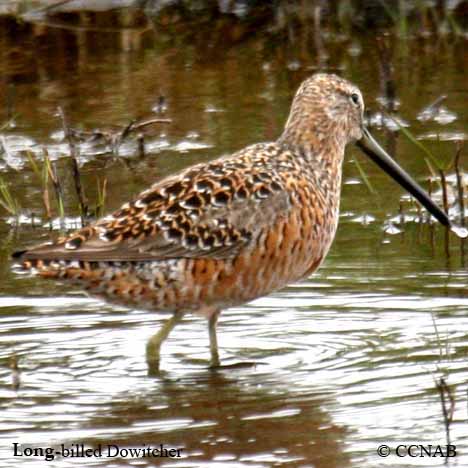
(16, 144), (292, 262)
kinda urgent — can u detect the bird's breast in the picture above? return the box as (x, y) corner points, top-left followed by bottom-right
(181, 193), (338, 310)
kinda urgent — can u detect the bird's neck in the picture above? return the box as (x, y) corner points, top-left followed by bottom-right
(278, 120), (347, 195)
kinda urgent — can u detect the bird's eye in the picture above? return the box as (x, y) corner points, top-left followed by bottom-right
(350, 93), (360, 106)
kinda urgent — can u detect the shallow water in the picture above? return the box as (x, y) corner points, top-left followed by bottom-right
(0, 3), (467, 468)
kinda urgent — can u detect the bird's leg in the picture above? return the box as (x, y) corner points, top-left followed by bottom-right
(208, 310), (221, 368)
(146, 311), (184, 375)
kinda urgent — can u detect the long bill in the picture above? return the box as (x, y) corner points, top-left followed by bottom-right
(356, 127), (466, 238)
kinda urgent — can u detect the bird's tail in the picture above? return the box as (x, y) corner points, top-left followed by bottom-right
(12, 252), (169, 310)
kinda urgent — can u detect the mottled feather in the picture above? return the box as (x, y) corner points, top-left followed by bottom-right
(20, 143), (293, 262)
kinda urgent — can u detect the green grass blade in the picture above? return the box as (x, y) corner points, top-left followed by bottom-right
(354, 157), (377, 195)
(384, 113), (445, 170)
(0, 175), (19, 215)
(25, 151), (41, 180)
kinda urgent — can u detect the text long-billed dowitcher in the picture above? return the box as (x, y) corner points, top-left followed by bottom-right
(13, 74), (463, 373)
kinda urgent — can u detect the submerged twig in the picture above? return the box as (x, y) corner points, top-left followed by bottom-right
(418, 95), (447, 121)
(399, 199), (405, 226)
(43, 149), (65, 227)
(71, 117), (171, 156)
(431, 313), (444, 363)
(453, 141), (465, 227)
(439, 165), (450, 260)
(41, 153), (52, 221)
(118, 118), (137, 146)
(137, 133), (145, 158)
(113, 117), (171, 153)
(436, 377), (455, 448)
(58, 106), (88, 222)
(132, 118), (172, 131)
(453, 141), (466, 266)
(428, 179), (435, 253)
(438, 169), (449, 216)
(10, 355), (20, 391)
(153, 96), (166, 114)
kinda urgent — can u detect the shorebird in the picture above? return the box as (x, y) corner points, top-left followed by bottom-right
(13, 74), (460, 374)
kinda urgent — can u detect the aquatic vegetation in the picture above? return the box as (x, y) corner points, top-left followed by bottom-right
(0, 175), (19, 216)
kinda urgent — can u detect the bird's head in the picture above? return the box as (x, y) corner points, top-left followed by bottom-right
(282, 73), (364, 153)
(280, 73), (465, 237)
